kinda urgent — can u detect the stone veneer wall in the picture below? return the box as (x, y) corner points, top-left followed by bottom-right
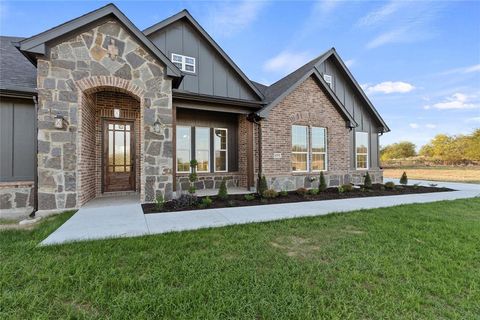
(259, 76), (383, 191)
(176, 173), (241, 194)
(0, 182), (35, 219)
(36, 18), (173, 211)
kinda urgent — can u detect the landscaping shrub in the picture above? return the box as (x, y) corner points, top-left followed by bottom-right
(413, 183), (420, 189)
(244, 194), (256, 201)
(296, 187), (308, 196)
(175, 194), (197, 209)
(400, 171), (408, 185)
(338, 185), (345, 193)
(341, 184), (354, 192)
(227, 200), (237, 207)
(155, 193), (164, 211)
(198, 196), (213, 209)
(258, 175), (268, 197)
(363, 172), (372, 189)
(279, 190), (288, 197)
(384, 181), (396, 190)
(217, 179), (228, 200)
(263, 189), (278, 199)
(188, 159), (198, 194)
(309, 189), (319, 195)
(319, 171), (327, 192)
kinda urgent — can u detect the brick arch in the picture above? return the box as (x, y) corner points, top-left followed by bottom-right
(76, 76), (145, 101)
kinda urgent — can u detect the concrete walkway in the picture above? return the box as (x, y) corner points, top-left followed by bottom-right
(41, 179), (480, 245)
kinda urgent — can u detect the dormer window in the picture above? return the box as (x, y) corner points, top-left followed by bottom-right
(323, 74), (333, 89)
(171, 53), (196, 73)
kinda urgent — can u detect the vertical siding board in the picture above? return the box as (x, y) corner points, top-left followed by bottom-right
(13, 102), (35, 179)
(0, 101), (14, 180)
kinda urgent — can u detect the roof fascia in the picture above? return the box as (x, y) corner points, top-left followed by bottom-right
(144, 10), (265, 101)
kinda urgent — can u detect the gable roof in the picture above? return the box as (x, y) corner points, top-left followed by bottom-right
(18, 3), (182, 80)
(258, 48), (390, 132)
(143, 9), (264, 101)
(0, 36), (36, 94)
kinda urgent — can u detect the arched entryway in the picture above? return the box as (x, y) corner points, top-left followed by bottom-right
(77, 85), (142, 206)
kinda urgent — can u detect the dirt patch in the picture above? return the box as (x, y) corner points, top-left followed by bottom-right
(0, 223), (37, 231)
(384, 168), (480, 184)
(341, 225), (366, 235)
(270, 236), (322, 259)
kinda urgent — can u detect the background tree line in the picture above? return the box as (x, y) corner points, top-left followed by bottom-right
(381, 128), (480, 165)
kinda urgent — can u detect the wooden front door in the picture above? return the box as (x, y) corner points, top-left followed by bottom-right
(103, 120), (135, 192)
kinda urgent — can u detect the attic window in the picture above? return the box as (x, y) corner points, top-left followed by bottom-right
(171, 53), (196, 73)
(323, 74), (333, 89)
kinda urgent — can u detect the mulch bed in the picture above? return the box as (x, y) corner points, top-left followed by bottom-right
(142, 183), (454, 214)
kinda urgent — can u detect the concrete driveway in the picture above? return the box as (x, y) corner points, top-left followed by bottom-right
(40, 179), (480, 245)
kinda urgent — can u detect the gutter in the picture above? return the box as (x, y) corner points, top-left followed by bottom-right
(30, 95), (38, 218)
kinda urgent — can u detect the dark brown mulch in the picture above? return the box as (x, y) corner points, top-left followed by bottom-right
(142, 184), (454, 214)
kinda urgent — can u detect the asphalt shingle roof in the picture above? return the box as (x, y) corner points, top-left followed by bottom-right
(0, 36), (36, 93)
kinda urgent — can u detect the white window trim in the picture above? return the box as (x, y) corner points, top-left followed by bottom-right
(311, 127), (328, 172)
(355, 132), (369, 170)
(195, 127), (210, 173)
(176, 126), (191, 173)
(291, 125), (309, 173)
(214, 128), (228, 173)
(323, 74), (333, 90)
(171, 53), (196, 73)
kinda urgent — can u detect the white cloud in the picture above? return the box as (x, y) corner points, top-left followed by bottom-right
(211, 0), (267, 36)
(344, 59), (355, 68)
(424, 93), (479, 110)
(363, 81), (415, 94)
(263, 51), (314, 74)
(440, 64), (480, 75)
(425, 124), (437, 129)
(366, 27), (409, 49)
(357, 1), (405, 27)
(409, 123), (419, 129)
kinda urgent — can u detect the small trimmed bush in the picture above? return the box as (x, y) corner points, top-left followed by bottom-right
(318, 171), (327, 192)
(400, 172), (408, 185)
(384, 181), (396, 190)
(218, 180), (228, 200)
(227, 200), (237, 207)
(296, 187), (308, 196)
(244, 194), (255, 201)
(341, 184), (354, 192)
(363, 172), (372, 189)
(258, 175), (268, 197)
(309, 189), (319, 195)
(198, 196), (213, 209)
(279, 190), (288, 197)
(262, 189), (278, 199)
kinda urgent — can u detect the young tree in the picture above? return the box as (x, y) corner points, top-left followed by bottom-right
(363, 172), (372, 189)
(400, 172), (408, 185)
(258, 175), (268, 197)
(217, 179), (228, 200)
(318, 171), (327, 192)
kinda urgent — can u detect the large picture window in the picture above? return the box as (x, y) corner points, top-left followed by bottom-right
(195, 127), (210, 172)
(214, 128), (228, 172)
(291, 125), (308, 172)
(311, 127), (327, 171)
(356, 132), (369, 170)
(176, 126), (191, 173)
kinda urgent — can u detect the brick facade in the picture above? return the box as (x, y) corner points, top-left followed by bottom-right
(259, 76), (382, 190)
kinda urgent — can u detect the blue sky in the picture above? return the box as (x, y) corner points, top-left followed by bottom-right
(1, 0), (479, 149)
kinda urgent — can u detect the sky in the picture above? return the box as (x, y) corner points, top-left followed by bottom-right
(1, 0), (479, 149)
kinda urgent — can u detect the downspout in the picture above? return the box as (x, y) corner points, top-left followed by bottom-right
(253, 114), (262, 185)
(29, 95), (38, 218)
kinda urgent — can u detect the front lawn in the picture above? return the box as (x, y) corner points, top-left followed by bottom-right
(1, 199), (479, 319)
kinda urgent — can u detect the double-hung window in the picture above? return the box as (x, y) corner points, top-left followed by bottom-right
(195, 127), (210, 172)
(356, 132), (369, 170)
(176, 126), (191, 173)
(311, 127), (327, 171)
(171, 53), (196, 73)
(214, 128), (228, 172)
(291, 125), (309, 172)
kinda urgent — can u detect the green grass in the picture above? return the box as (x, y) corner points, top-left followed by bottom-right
(2, 200), (480, 319)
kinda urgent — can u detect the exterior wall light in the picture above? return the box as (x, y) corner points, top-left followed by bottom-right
(153, 119), (165, 133)
(54, 114), (67, 129)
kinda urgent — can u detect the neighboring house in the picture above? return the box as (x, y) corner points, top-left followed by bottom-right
(0, 3), (389, 218)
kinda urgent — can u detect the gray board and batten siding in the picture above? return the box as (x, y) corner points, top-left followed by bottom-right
(147, 19), (260, 102)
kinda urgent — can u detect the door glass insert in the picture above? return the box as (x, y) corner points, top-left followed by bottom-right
(107, 121), (133, 174)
